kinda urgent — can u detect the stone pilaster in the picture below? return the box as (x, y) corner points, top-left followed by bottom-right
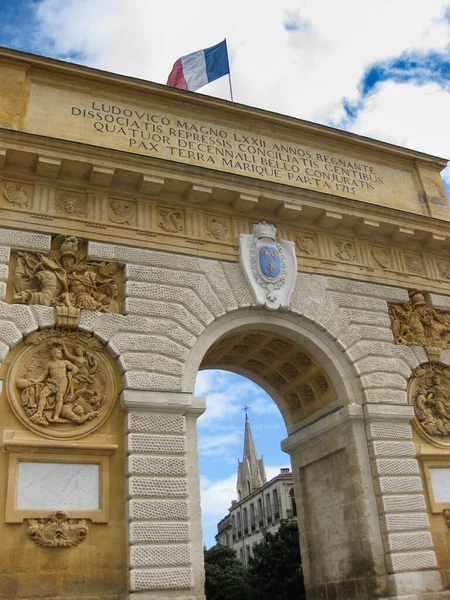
(364, 403), (442, 598)
(282, 405), (388, 599)
(121, 390), (206, 599)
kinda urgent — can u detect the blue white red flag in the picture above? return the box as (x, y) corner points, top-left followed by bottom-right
(167, 40), (229, 92)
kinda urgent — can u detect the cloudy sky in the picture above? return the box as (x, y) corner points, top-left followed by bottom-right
(1, 0), (450, 546)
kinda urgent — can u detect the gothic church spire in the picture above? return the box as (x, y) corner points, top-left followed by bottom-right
(237, 415), (267, 500)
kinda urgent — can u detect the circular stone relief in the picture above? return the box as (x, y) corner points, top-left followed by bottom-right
(6, 329), (116, 439)
(409, 362), (450, 445)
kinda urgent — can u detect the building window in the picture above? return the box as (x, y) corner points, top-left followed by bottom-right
(243, 507), (249, 535)
(288, 487), (297, 518)
(266, 493), (272, 523)
(246, 545), (251, 564)
(257, 498), (263, 527)
(237, 511), (242, 537)
(273, 489), (280, 520)
(250, 503), (256, 531)
(239, 548), (244, 563)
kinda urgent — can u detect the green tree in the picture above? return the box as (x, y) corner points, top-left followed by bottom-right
(204, 544), (251, 600)
(248, 520), (306, 600)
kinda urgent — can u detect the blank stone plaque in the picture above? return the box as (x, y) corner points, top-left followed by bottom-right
(429, 467), (450, 503)
(17, 462), (100, 510)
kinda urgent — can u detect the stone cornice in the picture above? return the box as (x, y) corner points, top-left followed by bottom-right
(0, 46), (446, 168)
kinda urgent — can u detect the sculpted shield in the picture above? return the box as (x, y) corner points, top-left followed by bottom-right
(239, 222), (297, 310)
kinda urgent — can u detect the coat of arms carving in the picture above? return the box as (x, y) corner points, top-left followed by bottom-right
(239, 222), (297, 310)
(6, 329), (116, 439)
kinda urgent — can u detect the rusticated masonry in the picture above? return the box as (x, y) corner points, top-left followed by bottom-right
(0, 227), (448, 598)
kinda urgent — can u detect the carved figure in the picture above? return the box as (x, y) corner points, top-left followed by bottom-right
(410, 363), (450, 438)
(28, 511), (88, 547)
(7, 330), (116, 439)
(389, 292), (450, 348)
(13, 234), (120, 312)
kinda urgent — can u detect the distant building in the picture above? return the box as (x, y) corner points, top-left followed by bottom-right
(215, 416), (297, 563)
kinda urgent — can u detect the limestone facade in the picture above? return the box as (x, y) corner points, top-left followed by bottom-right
(1, 47), (450, 600)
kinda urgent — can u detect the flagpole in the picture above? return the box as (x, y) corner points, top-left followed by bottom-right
(224, 38), (234, 102)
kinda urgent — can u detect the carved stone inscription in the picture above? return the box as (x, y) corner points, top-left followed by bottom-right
(388, 292), (450, 348)
(25, 85), (427, 211)
(410, 363), (450, 439)
(7, 329), (116, 439)
(13, 234), (120, 312)
(28, 511), (88, 547)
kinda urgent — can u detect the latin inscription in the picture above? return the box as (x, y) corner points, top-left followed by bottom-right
(71, 101), (384, 197)
(25, 83), (422, 210)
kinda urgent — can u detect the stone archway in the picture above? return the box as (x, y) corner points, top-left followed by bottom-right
(185, 312), (386, 599)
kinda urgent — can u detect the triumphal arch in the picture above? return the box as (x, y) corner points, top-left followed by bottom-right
(1, 47), (450, 600)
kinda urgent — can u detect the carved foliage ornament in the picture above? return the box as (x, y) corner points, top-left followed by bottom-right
(388, 292), (450, 349)
(28, 511), (88, 547)
(6, 329), (116, 439)
(13, 234), (120, 313)
(239, 222), (297, 310)
(410, 362), (450, 440)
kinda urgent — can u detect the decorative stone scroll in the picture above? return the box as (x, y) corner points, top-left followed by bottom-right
(388, 292), (450, 350)
(27, 511), (88, 547)
(6, 329), (116, 439)
(239, 222), (297, 310)
(410, 362), (450, 439)
(12, 234), (120, 313)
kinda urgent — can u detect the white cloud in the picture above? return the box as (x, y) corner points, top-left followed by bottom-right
(31, 0), (450, 192)
(350, 80), (450, 183)
(196, 370), (276, 430)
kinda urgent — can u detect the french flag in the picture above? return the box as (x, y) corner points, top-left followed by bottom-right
(167, 40), (230, 92)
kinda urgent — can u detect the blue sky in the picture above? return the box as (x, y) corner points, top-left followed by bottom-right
(1, 0), (450, 547)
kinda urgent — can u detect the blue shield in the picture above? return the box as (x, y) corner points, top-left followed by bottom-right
(259, 246), (280, 279)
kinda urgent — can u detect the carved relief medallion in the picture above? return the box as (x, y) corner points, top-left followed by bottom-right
(55, 191), (87, 217)
(13, 234), (120, 313)
(3, 182), (32, 207)
(28, 511), (88, 547)
(404, 253), (424, 275)
(6, 329), (116, 439)
(206, 217), (228, 240)
(335, 240), (356, 262)
(108, 198), (135, 224)
(371, 247), (390, 269)
(437, 260), (450, 280)
(409, 362), (450, 442)
(158, 208), (184, 233)
(296, 235), (318, 256)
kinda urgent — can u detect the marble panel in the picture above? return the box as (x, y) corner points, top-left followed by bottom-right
(17, 461), (99, 510)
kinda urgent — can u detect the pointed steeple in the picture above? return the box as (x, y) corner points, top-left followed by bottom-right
(237, 414), (267, 500)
